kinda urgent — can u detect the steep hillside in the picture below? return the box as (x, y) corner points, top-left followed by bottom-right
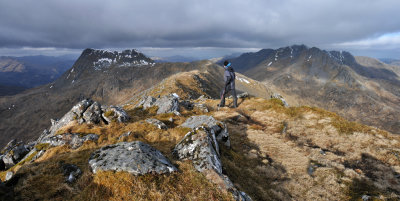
(0, 69), (399, 200)
(0, 56), (75, 96)
(228, 45), (400, 134)
(0, 49), (271, 147)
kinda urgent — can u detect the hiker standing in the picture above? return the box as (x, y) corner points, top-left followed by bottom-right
(218, 60), (237, 108)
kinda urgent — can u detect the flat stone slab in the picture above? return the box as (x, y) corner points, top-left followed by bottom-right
(88, 141), (177, 175)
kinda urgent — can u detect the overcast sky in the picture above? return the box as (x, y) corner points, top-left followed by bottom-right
(0, 0), (400, 59)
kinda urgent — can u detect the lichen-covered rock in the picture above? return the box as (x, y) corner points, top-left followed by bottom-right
(2, 154), (15, 169)
(102, 106), (130, 123)
(193, 103), (209, 113)
(82, 101), (103, 124)
(44, 99), (94, 138)
(88, 141), (177, 175)
(146, 118), (168, 129)
(180, 115), (230, 148)
(138, 96), (157, 108)
(138, 94), (180, 114)
(271, 93), (289, 107)
(61, 163), (82, 183)
(204, 170), (253, 201)
(41, 133), (99, 149)
(155, 94), (180, 114)
(173, 127), (222, 174)
(1, 140), (30, 169)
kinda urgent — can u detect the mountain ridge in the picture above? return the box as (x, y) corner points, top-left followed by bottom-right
(227, 45), (400, 134)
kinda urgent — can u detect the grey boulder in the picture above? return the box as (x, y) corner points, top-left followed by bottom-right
(271, 93), (289, 107)
(173, 127), (222, 174)
(43, 99), (93, 138)
(5, 171), (13, 182)
(61, 163), (82, 183)
(102, 106), (130, 123)
(82, 101), (103, 124)
(88, 141), (177, 175)
(180, 115), (230, 148)
(146, 118), (168, 129)
(139, 94), (180, 114)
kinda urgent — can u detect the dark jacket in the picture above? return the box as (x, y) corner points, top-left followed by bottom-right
(224, 66), (236, 84)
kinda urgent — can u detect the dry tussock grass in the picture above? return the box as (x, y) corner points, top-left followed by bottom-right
(208, 97), (400, 200)
(3, 96), (399, 201)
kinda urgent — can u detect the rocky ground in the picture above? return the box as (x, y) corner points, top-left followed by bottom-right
(0, 87), (399, 200)
(0, 68), (400, 200)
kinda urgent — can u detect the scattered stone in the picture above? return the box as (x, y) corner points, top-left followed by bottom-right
(41, 133), (99, 149)
(118, 131), (132, 140)
(2, 154), (15, 169)
(237, 92), (249, 99)
(271, 93), (289, 107)
(102, 106), (130, 123)
(180, 115), (230, 148)
(281, 121), (288, 134)
(5, 171), (13, 182)
(168, 117), (174, 123)
(146, 119), (168, 129)
(82, 101), (103, 124)
(61, 164), (82, 183)
(88, 141), (177, 175)
(173, 127), (222, 174)
(362, 194), (371, 201)
(193, 103), (209, 113)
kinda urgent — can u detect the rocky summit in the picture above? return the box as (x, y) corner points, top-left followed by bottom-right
(0, 47), (399, 201)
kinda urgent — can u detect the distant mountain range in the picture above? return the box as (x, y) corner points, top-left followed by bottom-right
(152, 55), (199, 63)
(379, 58), (400, 66)
(227, 45), (400, 134)
(0, 55), (77, 96)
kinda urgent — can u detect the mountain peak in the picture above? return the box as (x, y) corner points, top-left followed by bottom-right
(79, 48), (154, 70)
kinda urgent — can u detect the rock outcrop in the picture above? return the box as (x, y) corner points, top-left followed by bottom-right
(41, 133), (99, 149)
(102, 106), (130, 124)
(1, 139), (31, 169)
(88, 141), (177, 175)
(271, 93), (289, 107)
(138, 94), (180, 114)
(173, 127), (222, 174)
(180, 115), (230, 148)
(174, 123), (251, 201)
(38, 99), (129, 143)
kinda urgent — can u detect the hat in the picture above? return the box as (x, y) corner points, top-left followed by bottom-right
(224, 60), (229, 66)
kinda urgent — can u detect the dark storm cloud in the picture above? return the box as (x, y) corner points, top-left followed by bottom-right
(1, 0), (400, 57)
